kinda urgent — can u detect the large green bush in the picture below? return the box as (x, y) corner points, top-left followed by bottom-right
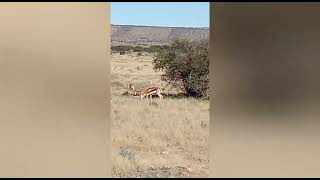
(153, 39), (209, 98)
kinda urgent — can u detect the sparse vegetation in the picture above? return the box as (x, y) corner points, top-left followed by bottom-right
(111, 25), (209, 47)
(111, 24), (209, 178)
(153, 39), (209, 98)
(111, 52), (209, 178)
(111, 45), (171, 54)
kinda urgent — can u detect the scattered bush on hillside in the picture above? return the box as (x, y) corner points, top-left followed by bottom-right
(111, 45), (170, 54)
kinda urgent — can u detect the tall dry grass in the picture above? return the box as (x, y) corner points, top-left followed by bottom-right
(111, 52), (209, 178)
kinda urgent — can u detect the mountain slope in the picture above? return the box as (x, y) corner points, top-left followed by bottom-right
(111, 25), (209, 46)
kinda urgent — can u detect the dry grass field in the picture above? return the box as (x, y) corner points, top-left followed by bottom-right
(111, 52), (209, 178)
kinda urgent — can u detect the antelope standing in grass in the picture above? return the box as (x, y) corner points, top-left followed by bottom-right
(129, 83), (164, 100)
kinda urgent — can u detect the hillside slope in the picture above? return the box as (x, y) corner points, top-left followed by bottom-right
(111, 25), (209, 46)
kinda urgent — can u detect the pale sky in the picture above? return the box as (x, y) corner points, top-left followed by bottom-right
(111, 2), (210, 28)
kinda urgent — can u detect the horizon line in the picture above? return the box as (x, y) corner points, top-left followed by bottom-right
(111, 24), (209, 29)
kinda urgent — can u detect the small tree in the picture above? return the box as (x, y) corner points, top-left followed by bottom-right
(153, 39), (209, 98)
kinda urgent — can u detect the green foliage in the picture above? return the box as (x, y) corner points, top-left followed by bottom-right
(153, 39), (209, 98)
(112, 46), (131, 52)
(111, 45), (171, 54)
(133, 46), (144, 52)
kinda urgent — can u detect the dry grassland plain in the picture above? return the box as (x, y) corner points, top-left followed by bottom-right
(111, 52), (209, 178)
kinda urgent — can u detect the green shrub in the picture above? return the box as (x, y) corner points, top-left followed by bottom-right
(111, 46), (131, 52)
(133, 46), (144, 52)
(153, 39), (209, 98)
(111, 45), (170, 54)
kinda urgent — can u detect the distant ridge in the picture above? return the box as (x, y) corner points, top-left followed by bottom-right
(111, 24), (209, 29)
(111, 24), (209, 46)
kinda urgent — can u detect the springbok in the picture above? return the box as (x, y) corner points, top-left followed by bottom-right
(128, 84), (141, 96)
(129, 83), (164, 100)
